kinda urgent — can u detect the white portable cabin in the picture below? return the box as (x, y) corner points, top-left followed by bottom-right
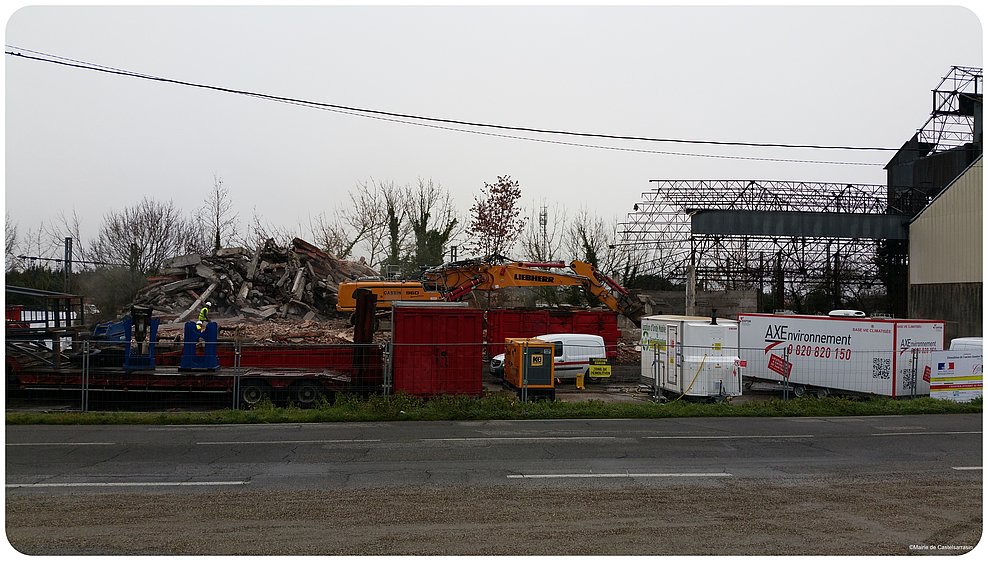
(640, 315), (742, 399)
(737, 313), (945, 397)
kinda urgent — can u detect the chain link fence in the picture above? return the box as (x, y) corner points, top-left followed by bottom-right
(7, 336), (937, 412)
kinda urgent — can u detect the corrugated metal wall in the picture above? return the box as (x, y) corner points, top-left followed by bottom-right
(908, 157), (983, 339)
(909, 158), (982, 284)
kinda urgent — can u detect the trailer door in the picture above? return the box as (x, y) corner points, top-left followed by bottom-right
(665, 324), (679, 389)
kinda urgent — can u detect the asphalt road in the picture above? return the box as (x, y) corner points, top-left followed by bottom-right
(5, 414), (984, 555)
(5, 414), (983, 490)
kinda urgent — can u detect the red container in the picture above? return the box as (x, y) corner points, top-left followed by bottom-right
(391, 306), (484, 396)
(486, 309), (619, 358)
(6, 305), (23, 322)
(5, 305), (28, 329)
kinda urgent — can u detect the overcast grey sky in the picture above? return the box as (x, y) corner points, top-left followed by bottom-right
(3, 3), (983, 262)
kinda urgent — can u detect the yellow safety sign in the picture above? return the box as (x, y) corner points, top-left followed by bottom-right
(589, 357), (612, 378)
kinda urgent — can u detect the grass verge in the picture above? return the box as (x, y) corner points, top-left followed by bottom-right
(5, 393), (982, 425)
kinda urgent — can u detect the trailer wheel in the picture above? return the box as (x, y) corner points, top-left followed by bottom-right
(240, 381), (270, 408)
(814, 387), (830, 399)
(792, 384), (807, 398)
(291, 381), (322, 407)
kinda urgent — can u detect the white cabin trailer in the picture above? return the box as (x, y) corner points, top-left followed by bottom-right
(737, 313), (945, 397)
(640, 315), (742, 399)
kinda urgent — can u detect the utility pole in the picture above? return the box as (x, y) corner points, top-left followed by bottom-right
(539, 205), (548, 260)
(63, 237), (73, 292)
(685, 238), (696, 315)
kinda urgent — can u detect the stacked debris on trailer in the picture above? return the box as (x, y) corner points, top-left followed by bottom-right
(133, 237), (379, 324)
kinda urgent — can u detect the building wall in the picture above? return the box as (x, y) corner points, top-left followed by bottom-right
(908, 158), (983, 339)
(909, 158), (982, 284)
(909, 283), (982, 341)
(639, 289), (758, 320)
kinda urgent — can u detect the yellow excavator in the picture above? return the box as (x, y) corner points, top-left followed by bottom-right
(336, 258), (644, 325)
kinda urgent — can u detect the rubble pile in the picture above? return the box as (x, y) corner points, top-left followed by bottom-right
(134, 237), (379, 324)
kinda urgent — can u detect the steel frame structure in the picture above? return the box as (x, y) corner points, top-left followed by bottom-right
(618, 180), (889, 303)
(617, 67), (981, 310)
(918, 66), (982, 154)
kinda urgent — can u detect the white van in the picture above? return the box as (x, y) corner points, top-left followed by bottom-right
(949, 337), (983, 352)
(490, 333), (608, 380)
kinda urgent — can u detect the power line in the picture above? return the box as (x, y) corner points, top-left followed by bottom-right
(6, 46), (895, 166)
(16, 254), (129, 267)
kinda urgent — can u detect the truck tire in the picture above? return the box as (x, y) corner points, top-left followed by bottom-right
(240, 380), (270, 408)
(814, 387), (830, 398)
(792, 384), (807, 398)
(291, 381), (322, 407)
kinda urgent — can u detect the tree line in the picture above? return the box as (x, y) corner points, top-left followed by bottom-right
(5, 174), (637, 292)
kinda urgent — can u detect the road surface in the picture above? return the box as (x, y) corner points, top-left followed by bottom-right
(5, 414), (983, 555)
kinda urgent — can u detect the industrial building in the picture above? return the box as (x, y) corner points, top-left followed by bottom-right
(621, 66), (982, 335)
(908, 157), (982, 340)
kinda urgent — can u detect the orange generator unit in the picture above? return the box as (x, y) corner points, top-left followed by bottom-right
(504, 337), (555, 400)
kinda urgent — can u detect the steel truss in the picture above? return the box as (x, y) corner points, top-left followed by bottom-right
(617, 67), (981, 312)
(918, 66), (982, 154)
(618, 180), (889, 306)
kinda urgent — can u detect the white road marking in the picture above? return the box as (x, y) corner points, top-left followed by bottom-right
(196, 439), (381, 445)
(869, 431), (982, 437)
(644, 435), (814, 440)
(951, 466), (983, 471)
(508, 472), (732, 479)
(6, 481), (250, 488)
(422, 437), (617, 442)
(6, 442), (116, 446)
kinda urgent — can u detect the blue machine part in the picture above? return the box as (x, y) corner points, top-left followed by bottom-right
(180, 321), (220, 371)
(92, 319), (129, 342)
(122, 316), (159, 372)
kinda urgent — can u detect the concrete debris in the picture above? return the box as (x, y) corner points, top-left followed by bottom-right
(134, 237), (379, 324)
(152, 316), (375, 346)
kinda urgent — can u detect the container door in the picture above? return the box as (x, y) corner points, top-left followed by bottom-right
(665, 324), (679, 388)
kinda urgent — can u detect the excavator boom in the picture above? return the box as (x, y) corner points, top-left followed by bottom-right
(337, 257), (643, 325)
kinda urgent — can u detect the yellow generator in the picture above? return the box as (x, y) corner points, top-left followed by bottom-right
(504, 338), (555, 400)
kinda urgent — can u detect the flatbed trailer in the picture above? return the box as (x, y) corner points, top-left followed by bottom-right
(7, 341), (385, 408)
(9, 365), (359, 407)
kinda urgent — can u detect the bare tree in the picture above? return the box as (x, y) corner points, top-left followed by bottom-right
(5, 212), (18, 270)
(406, 178), (460, 270)
(310, 212), (353, 259)
(89, 197), (199, 274)
(235, 207), (299, 251)
(564, 208), (624, 274)
(202, 175), (239, 250)
(39, 210), (99, 270)
(310, 180), (391, 262)
(17, 223), (56, 266)
(380, 181), (411, 276)
(521, 201), (567, 262)
(360, 180), (404, 268)
(465, 175), (526, 258)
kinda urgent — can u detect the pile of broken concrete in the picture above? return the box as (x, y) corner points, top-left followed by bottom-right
(133, 237), (379, 326)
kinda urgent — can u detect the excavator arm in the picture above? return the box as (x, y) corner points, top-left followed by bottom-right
(422, 258), (644, 325)
(568, 261), (644, 325)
